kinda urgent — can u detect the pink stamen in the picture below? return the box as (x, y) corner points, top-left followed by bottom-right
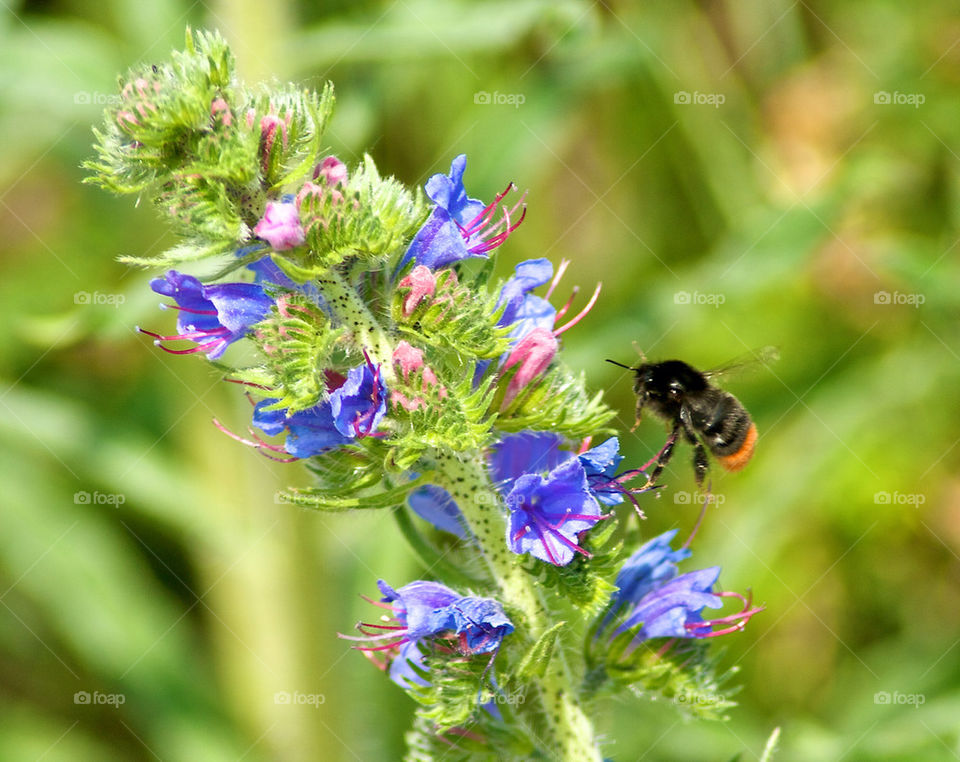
(545, 259), (571, 300)
(459, 183), (514, 237)
(553, 286), (580, 324)
(160, 304), (218, 316)
(553, 282), (602, 337)
(211, 418), (298, 463)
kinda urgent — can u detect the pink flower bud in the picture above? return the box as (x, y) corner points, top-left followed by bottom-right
(501, 327), (558, 407)
(392, 341), (445, 411)
(210, 97), (232, 126)
(316, 156), (348, 187)
(397, 265), (437, 317)
(254, 201), (306, 250)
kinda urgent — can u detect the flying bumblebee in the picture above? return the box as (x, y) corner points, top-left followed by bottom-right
(607, 349), (774, 487)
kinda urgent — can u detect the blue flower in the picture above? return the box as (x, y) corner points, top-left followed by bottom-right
(407, 485), (468, 538)
(598, 530), (763, 644)
(488, 431), (566, 486)
(398, 154), (525, 271)
(251, 361), (387, 458)
(496, 258), (556, 340)
(140, 270), (273, 360)
(579, 437), (626, 507)
(505, 458), (605, 566)
(347, 580), (514, 691)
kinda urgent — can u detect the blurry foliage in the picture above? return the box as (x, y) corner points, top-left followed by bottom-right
(2, 0), (960, 759)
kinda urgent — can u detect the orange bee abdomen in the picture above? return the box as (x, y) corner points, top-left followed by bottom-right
(717, 422), (757, 472)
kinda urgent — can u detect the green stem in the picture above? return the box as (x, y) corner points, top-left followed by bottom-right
(430, 449), (602, 762)
(392, 505), (482, 590)
(315, 268), (395, 367)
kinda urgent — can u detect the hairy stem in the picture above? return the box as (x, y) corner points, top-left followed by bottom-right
(316, 269), (395, 366)
(430, 448), (602, 762)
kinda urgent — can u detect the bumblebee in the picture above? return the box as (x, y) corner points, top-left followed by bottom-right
(607, 354), (767, 487)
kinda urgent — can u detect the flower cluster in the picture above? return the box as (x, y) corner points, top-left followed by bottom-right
(595, 530), (764, 652)
(344, 579), (513, 690)
(89, 32), (764, 760)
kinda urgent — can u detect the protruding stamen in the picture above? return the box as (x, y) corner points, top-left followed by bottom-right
(553, 282), (602, 336)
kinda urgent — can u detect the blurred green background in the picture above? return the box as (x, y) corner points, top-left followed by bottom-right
(2, 0), (959, 759)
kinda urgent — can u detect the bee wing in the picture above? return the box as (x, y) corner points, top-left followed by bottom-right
(702, 345), (780, 381)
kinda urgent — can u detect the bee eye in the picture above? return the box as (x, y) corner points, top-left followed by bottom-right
(668, 386), (682, 398)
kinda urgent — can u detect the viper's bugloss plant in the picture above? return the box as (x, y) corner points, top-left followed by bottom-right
(86, 29), (765, 761)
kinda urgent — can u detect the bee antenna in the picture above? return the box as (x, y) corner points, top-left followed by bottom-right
(606, 359), (633, 370)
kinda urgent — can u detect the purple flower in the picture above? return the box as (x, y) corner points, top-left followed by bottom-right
(579, 437), (626, 507)
(250, 361), (387, 458)
(599, 531), (764, 645)
(252, 399), (348, 458)
(488, 431), (566, 486)
(505, 457), (605, 566)
(346, 579), (514, 690)
(254, 200), (306, 250)
(497, 258), (556, 340)
(408, 485), (468, 538)
(139, 270), (273, 360)
(398, 154), (525, 271)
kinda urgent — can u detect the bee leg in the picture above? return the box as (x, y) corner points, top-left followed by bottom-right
(646, 424), (679, 486)
(692, 440), (709, 488)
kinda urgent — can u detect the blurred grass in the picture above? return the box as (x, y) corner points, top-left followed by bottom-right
(2, 0), (960, 759)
